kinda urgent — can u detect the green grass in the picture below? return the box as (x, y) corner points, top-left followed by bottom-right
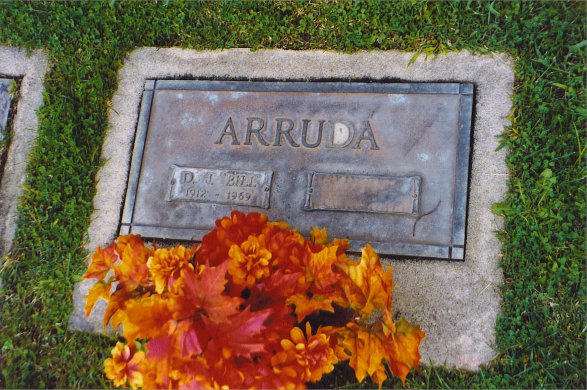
(0, 0), (584, 388)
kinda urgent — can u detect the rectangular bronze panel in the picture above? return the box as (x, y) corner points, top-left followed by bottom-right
(305, 172), (420, 215)
(121, 80), (473, 260)
(166, 165), (272, 208)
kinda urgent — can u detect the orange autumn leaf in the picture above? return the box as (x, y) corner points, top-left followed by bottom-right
(114, 242), (151, 291)
(334, 244), (424, 387)
(339, 323), (388, 386)
(287, 293), (335, 322)
(310, 226), (329, 245)
(84, 279), (112, 317)
(331, 238), (351, 255)
(122, 295), (172, 343)
(336, 244), (392, 315)
(116, 234), (152, 263)
(103, 289), (138, 330)
(83, 243), (118, 280)
(388, 318), (425, 384)
(305, 245), (340, 292)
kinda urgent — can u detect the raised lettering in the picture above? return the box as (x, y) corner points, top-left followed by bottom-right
(244, 117), (269, 146)
(180, 171), (194, 184)
(216, 116), (379, 151)
(273, 118), (299, 147)
(352, 121), (380, 150)
(214, 117), (240, 145)
(167, 166), (272, 208)
(301, 119), (324, 148)
(326, 121), (355, 148)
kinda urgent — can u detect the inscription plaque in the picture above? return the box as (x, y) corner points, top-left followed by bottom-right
(121, 80), (473, 259)
(166, 166), (273, 208)
(0, 79), (12, 142)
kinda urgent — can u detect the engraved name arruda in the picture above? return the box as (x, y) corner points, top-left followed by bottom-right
(166, 165), (273, 208)
(214, 116), (380, 150)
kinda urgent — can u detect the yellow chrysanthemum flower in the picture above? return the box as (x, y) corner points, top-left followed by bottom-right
(273, 322), (338, 383)
(147, 245), (195, 293)
(227, 235), (272, 287)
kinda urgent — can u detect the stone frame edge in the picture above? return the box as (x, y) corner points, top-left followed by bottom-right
(0, 47), (49, 254)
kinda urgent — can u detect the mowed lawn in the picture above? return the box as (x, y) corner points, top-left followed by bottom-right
(0, 1), (584, 388)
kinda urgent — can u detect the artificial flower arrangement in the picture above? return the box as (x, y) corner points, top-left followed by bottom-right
(84, 211), (424, 389)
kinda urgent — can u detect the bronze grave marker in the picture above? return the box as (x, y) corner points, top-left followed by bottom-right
(121, 80), (473, 259)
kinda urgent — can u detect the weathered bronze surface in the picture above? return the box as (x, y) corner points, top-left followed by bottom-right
(0, 79), (12, 142)
(121, 80), (473, 259)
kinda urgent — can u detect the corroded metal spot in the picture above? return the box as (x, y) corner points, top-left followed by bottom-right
(305, 172), (420, 215)
(120, 80), (473, 260)
(166, 166), (272, 208)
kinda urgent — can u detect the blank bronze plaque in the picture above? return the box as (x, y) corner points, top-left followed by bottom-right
(121, 80), (473, 259)
(305, 172), (421, 215)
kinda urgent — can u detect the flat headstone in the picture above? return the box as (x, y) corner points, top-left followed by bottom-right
(72, 48), (514, 371)
(121, 80), (472, 260)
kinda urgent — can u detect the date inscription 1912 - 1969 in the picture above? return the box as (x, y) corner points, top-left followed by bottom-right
(166, 165), (273, 209)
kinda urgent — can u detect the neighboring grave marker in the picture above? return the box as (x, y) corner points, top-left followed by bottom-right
(0, 79), (13, 181)
(0, 48), (48, 255)
(0, 79), (11, 141)
(121, 80), (473, 260)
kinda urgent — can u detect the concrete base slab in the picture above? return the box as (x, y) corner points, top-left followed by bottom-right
(0, 47), (49, 254)
(70, 48), (513, 370)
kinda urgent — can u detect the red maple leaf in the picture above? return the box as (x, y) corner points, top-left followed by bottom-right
(174, 319), (204, 357)
(145, 336), (173, 388)
(169, 261), (242, 324)
(204, 307), (271, 359)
